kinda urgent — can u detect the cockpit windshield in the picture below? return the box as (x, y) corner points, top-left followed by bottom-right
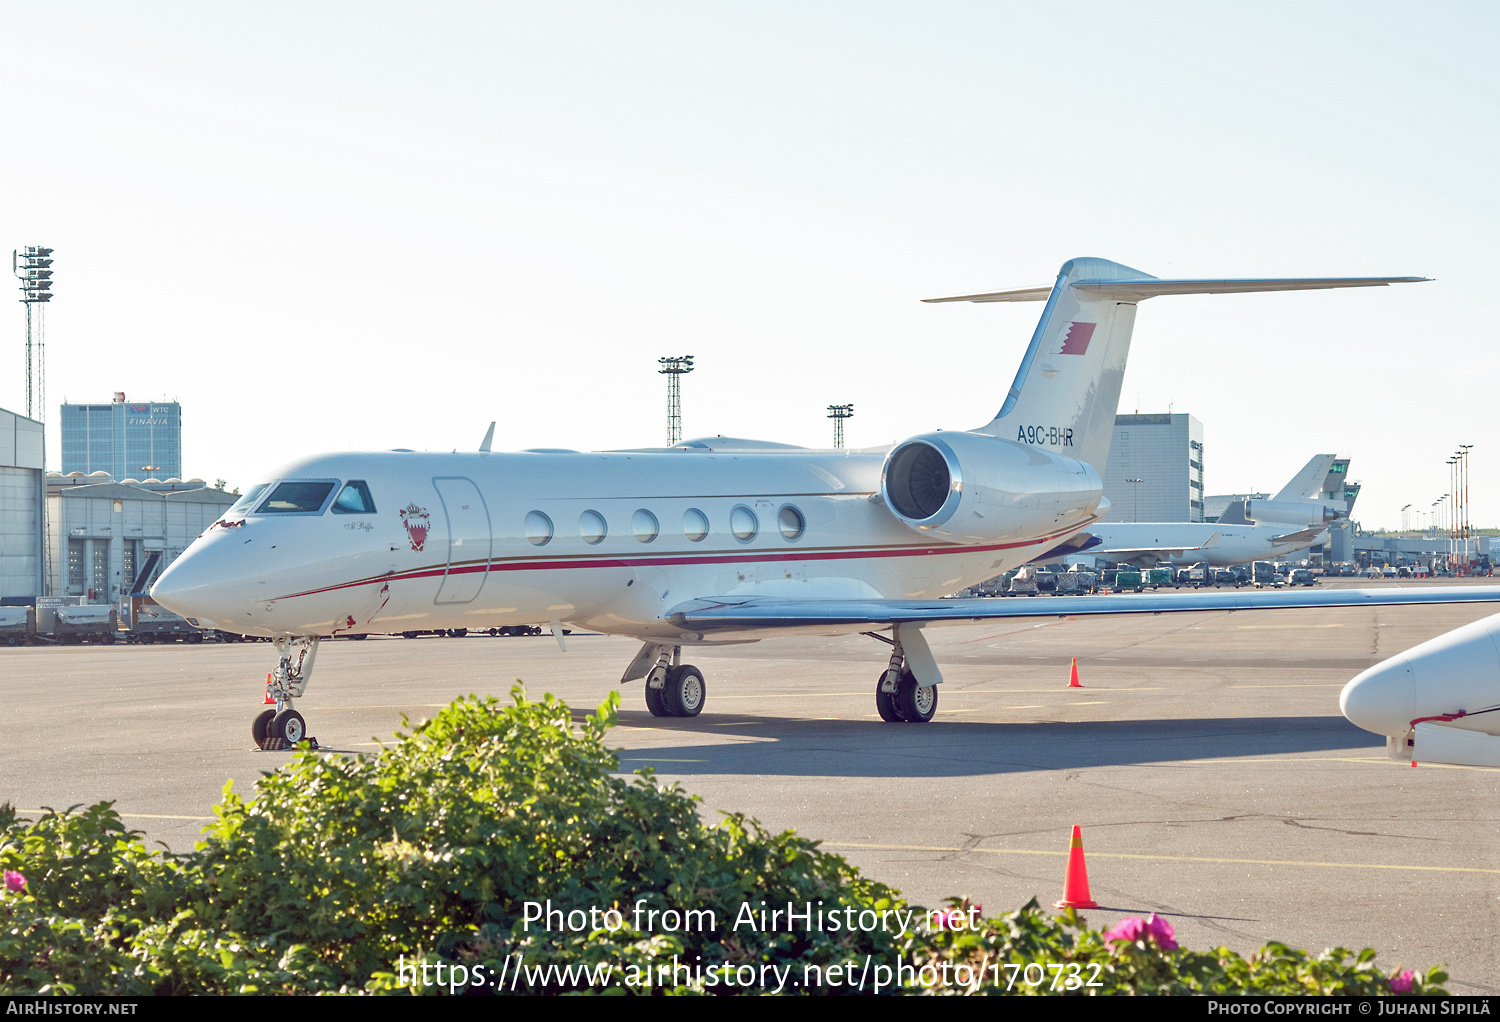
(227, 484), (270, 516)
(256, 480), (338, 514)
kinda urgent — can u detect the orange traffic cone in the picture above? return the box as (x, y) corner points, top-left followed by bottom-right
(1054, 825), (1098, 909)
(263, 672), (276, 705)
(1067, 658), (1082, 688)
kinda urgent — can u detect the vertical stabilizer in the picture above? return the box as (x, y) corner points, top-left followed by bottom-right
(1273, 454), (1338, 501)
(964, 257), (1149, 469)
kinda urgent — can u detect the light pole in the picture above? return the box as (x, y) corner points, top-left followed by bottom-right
(13, 246), (53, 422)
(827, 404), (854, 449)
(1459, 444), (1473, 573)
(658, 356), (695, 446)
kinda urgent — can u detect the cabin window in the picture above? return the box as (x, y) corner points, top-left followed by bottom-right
(778, 504), (805, 541)
(331, 480), (377, 514)
(256, 480), (337, 515)
(731, 505), (759, 542)
(683, 508), (709, 542)
(633, 509), (659, 543)
(525, 511), (553, 546)
(580, 510), (607, 545)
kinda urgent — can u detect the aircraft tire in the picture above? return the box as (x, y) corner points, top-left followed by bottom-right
(644, 680), (670, 717)
(252, 709), (275, 747)
(875, 674), (902, 722)
(895, 671), (937, 723)
(664, 665), (706, 717)
(272, 709), (306, 745)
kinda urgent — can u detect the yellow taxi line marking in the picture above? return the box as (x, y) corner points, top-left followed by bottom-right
(822, 842), (1500, 875)
(304, 704), (449, 710)
(619, 758), (706, 763)
(14, 811), (213, 821)
(1228, 684), (1346, 689)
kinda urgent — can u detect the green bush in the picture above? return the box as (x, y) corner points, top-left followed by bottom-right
(0, 689), (1447, 995)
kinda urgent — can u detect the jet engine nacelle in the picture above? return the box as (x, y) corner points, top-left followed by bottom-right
(1244, 498), (1346, 526)
(880, 431), (1102, 544)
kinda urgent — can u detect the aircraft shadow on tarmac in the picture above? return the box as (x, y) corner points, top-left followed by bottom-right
(589, 712), (1381, 779)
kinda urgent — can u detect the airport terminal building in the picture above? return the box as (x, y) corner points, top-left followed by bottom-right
(1100, 413), (1205, 523)
(60, 393), (183, 481)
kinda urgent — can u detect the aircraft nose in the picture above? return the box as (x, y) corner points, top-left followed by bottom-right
(151, 541), (237, 620)
(1341, 611), (1500, 739)
(1340, 656), (1417, 737)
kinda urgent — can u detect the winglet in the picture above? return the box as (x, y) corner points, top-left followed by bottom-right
(479, 422), (495, 453)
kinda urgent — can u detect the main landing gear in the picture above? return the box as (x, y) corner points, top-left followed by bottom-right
(253, 636), (320, 750)
(623, 644), (706, 718)
(869, 631), (938, 723)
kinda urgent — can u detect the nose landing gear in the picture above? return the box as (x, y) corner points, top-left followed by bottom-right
(255, 636), (320, 750)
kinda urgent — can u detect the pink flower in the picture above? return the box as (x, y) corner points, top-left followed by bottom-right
(1104, 914), (1177, 950)
(1103, 917), (1146, 944)
(1391, 970), (1415, 994)
(2, 870), (25, 894)
(933, 908), (965, 930)
(1145, 913), (1178, 951)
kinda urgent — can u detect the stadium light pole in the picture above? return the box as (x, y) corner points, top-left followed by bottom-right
(827, 404), (854, 449)
(658, 356), (695, 446)
(12, 246), (54, 422)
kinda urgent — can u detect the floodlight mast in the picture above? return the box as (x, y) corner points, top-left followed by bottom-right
(13, 246), (54, 422)
(658, 355), (695, 446)
(827, 403), (854, 449)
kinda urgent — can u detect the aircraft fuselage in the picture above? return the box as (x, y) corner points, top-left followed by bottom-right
(153, 445), (1101, 642)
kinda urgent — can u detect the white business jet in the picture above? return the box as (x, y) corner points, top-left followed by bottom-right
(1065, 454), (1351, 569)
(150, 257), (1498, 748)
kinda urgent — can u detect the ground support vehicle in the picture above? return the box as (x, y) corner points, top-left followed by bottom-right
(1146, 567), (1175, 589)
(1007, 566), (1041, 595)
(123, 596), (206, 643)
(0, 606), (34, 645)
(36, 601), (117, 644)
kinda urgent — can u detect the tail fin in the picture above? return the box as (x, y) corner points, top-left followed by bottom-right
(924, 260), (1427, 470)
(1273, 454), (1338, 501)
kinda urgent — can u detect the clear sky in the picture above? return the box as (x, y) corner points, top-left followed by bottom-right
(3, 2), (1494, 530)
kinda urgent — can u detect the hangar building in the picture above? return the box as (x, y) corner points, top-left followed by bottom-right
(0, 407), (46, 603)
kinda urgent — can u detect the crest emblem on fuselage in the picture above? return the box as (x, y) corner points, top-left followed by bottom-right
(400, 504), (430, 552)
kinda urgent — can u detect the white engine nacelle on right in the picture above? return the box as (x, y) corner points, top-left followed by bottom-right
(879, 431), (1103, 545)
(1244, 498), (1346, 527)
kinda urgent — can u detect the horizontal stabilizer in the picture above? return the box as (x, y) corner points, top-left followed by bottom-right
(925, 276), (1428, 304)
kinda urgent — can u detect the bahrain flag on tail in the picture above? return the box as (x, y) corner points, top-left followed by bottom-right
(1058, 321), (1095, 355)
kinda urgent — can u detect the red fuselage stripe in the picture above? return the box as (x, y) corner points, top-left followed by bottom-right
(273, 518), (1096, 601)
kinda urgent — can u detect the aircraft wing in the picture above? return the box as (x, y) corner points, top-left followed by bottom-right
(1269, 527), (1326, 545)
(1082, 531), (1223, 556)
(669, 586), (1500, 634)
